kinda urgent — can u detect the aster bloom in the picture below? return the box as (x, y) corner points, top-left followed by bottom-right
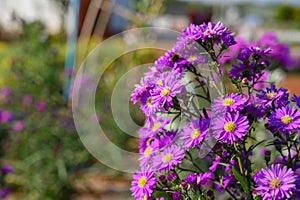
(131, 77), (155, 104)
(172, 191), (182, 200)
(202, 21), (227, 40)
(268, 106), (300, 134)
(1, 165), (14, 174)
(139, 144), (159, 169)
(131, 169), (157, 199)
(139, 116), (170, 138)
(212, 93), (247, 113)
(254, 164), (296, 200)
(13, 120), (25, 131)
(140, 92), (159, 116)
(229, 62), (252, 81)
(36, 101), (47, 111)
(197, 172), (214, 186)
(180, 118), (210, 150)
(250, 46), (272, 56)
(256, 84), (289, 109)
(186, 174), (197, 184)
(152, 145), (185, 172)
(182, 24), (204, 41)
(0, 110), (13, 123)
(152, 71), (184, 110)
(292, 95), (300, 108)
(213, 112), (249, 144)
(237, 47), (252, 61)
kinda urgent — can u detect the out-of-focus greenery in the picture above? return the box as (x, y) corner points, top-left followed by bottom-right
(0, 21), (94, 199)
(275, 5), (300, 29)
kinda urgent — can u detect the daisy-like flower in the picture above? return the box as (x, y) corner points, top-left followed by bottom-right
(182, 24), (204, 41)
(213, 112), (249, 144)
(140, 92), (159, 116)
(212, 93), (247, 113)
(256, 84), (289, 109)
(139, 116), (170, 138)
(254, 164), (296, 200)
(152, 72), (184, 110)
(268, 106), (300, 134)
(131, 169), (157, 199)
(202, 21), (227, 40)
(152, 145), (185, 172)
(180, 118), (210, 150)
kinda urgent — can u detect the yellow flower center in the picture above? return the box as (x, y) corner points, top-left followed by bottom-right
(281, 115), (293, 125)
(142, 195), (147, 200)
(223, 98), (235, 106)
(224, 122), (236, 133)
(189, 55), (198, 61)
(269, 178), (282, 189)
(162, 153), (173, 163)
(266, 91), (276, 99)
(138, 176), (147, 188)
(146, 98), (153, 106)
(161, 87), (171, 97)
(152, 122), (161, 131)
(144, 147), (153, 156)
(157, 80), (163, 86)
(191, 129), (201, 139)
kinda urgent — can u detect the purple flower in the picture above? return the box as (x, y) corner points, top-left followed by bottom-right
(139, 116), (170, 138)
(197, 172), (214, 186)
(229, 62), (251, 81)
(0, 187), (11, 198)
(209, 156), (221, 172)
(172, 191), (182, 200)
(292, 95), (300, 108)
(213, 112), (250, 144)
(254, 164), (296, 200)
(202, 21), (227, 40)
(131, 169), (157, 199)
(13, 120), (25, 131)
(36, 101), (47, 111)
(212, 93), (247, 113)
(182, 24), (204, 41)
(23, 94), (33, 105)
(152, 145), (185, 172)
(140, 92), (159, 116)
(268, 106), (300, 134)
(250, 46), (272, 56)
(221, 33), (237, 48)
(0, 110), (13, 123)
(1, 165), (14, 174)
(186, 174), (197, 184)
(256, 84), (289, 109)
(237, 47), (252, 61)
(1, 87), (11, 104)
(180, 118), (210, 150)
(152, 72), (184, 110)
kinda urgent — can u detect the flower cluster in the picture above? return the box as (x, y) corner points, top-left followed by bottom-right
(131, 21), (300, 200)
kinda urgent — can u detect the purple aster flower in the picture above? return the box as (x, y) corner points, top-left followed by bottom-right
(229, 62), (251, 81)
(139, 116), (170, 138)
(212, 93), (247, 113)
(139, 145), (159, 169)
(167, 172), (178, 182)
(23, 94), (33, 105)
(131, 77), (155, 104)
(268, 106), (300, 134)
(1, 87), (11, 104)
(197, 172), (214, 187)
(180, 118), (210, 150)
(202, 21), (227, 40)
(292, 95), (300, 108)
(213, 112), (250, 144)
(172, 191), (182, 200)
(159, 130), (177, 148)
(186, 174), (197, 184)
(140, 92), (159, 116)
(221, 33), (237, 48)
(131, 169), (157, 199)
(36, 101), (47, 111)
(223, 174), (237, 188)
(182, 24), (204, 41)
(254, 164), (296, 200)
(152, 145), (185, 172)
(237, 47), (252, 61)
(1, 165), (14, 174)
(152, 72), (184, 110)
(256, 84), (289, 109)
(250, 46), (272, 56)
(154, 51), (173, 72)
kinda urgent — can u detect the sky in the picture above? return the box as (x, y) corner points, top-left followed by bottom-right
(0, 0), (61, 33)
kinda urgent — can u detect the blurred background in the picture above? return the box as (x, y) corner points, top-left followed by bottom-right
(0, 0), (300, 199)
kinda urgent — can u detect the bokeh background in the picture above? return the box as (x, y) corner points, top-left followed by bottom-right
(0, 0), (300, 199)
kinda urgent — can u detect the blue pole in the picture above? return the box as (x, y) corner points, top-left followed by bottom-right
(63, 0), (81, 102)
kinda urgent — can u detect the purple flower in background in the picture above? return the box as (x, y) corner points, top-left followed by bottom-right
(131, 169), (157, 199)
(23, 94), (33, 105)
(268, 106), (300, 134)
(256, 84), (289, 109)
(180, 118), (210, 150)
(172, 191), (182, 200)
(219, 37), (246, 64)
(213, 93), (247, 113)
(36, 101), (47, 111)
(152, 145), (185, 172)
(13, 120), (25, 131)
(0, 187), (11, 198)
(292, 95), (300, 108)
(0, 110), (13, 123)
(254, 164), (296, 200)
(253, 70), (269, 90)
(1, 165), (14, 174)
(213, 112), (249, 144)
(1, 87), (11, 104)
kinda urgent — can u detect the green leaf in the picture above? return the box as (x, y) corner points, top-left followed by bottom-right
(232, 167), (251, 198)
